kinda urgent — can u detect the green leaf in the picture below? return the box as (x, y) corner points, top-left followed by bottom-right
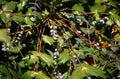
(25, 17), (34, 26)
(22, 53), (39, 66)
(110, 11), (120, 27)
(62, 72), (68, 79)
(17, 0), (28, 11)
(58, 49), (69, 64)
(71, 63), (105, 79)
(80, 27), (95, 35)
(26, 8), (33, 15)
(35, 71), (50, 79)
(42, 9), (49, 15)
(2, 1), (17, 12)
(43, 35), (55, 45)
(79, 47), (94, 56)
(12, 16), (25, 23)
(9, 46), (21, 53)
(66, 31), (74, 38)
(94, 0), (101, 4)
(110, 46), (119, 52)
(106, 19), (114, 26)
(115, 19), (120, 27)
(72, 4), (84, 12)
(22, 71), (50, 79)
(8, 68), (18, 79)
(58, 36), (65, 47)
(0, 29), (10, 43)
(40, 53), (55, 67)
(101, 48), (109, 54)
(19, 61), (25, 67)
(0, 12), (11, 23)
(0, 65), (12, 79)
(108, 1), (117, 8)
(90, 4), (103, 13)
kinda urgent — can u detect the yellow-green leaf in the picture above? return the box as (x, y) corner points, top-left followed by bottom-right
(25, 17), (34, 26)
(71, 63), (106, 79)
(43, 35), (55, 45)
(0, 29), (10, 43)
(72, 4), (84, 12)
(35, 71), (50, 79)
(21, 71), (33, 79)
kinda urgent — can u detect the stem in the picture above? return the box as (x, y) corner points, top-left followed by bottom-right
(61, 27), (73, 79)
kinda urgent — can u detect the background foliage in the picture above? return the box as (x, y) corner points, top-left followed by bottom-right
(0, 0), (120, 79)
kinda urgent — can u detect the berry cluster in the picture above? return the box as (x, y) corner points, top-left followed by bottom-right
(62, 13), (84, 25)
(49, 25), (63, 78)
(12, 31), (23, 44)
(53, 48), (62, 79)
(50, 25), (59, 40)
(92, 19), (105, 26)
(92, 17), (109, 30)
(1, 42), (10, 52)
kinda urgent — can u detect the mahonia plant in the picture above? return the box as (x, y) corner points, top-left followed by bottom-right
(0, 0), (120, 79)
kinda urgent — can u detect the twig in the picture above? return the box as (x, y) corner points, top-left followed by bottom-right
(0, 9), (35, 16)
(60, 27), (73, 79)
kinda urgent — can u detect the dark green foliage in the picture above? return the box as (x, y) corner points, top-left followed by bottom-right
(0, 0), (120, 79)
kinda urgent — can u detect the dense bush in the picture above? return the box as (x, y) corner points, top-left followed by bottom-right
(0, 0), (120, 79)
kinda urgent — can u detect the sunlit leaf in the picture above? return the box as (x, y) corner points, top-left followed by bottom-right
(21, 71), (33, 79)
(71, 63), (105, 79)
(114, 34), (120, 40)
(22, 71), (50, 79)
(35, 71), (50, 79)
(94, 0), (101, 4)
(25, 17), (34, 26)
(0, 29), (10, 43)
(43, 35), (55, 45)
